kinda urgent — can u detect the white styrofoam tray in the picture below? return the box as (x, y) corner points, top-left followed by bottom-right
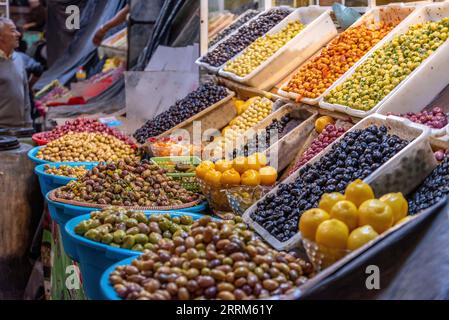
(243, 114), (435, 251)
(277, 4), (416, 105)
(195, 7), (294, 75)
(218, 6), (337, 91)
(319, 2), (449, 120)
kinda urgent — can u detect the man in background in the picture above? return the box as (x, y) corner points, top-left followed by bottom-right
(0, 18), (33, 128)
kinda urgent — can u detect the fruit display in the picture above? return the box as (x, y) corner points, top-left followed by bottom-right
(133, 84), (229, 143)
(252, 125), (409, 242)
(36, 132), (139, 163)
(232, 114), (303, 158)
(200, 8), (291, 67)
(197, 154), (277, 188)
(44, 164), (88, 179)
(210, 10), (259, 47)
(224, 21), (305, 77)
(74, 208), (195, 252)
(288, 123), (347, 176)
(408, 157), (449, 215)
(300, 180), (408, 268)
(53, 159), (201, 207)
(282, 22), (396, 100)
(196, 155), (277, 212)
(108, 215), (314, 300)
(325, 18), (449, 111)
(386, 107), (448, 129)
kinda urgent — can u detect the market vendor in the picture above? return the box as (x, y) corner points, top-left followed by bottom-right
(93, 4), (130, 46)
(0, 18), (33, 128)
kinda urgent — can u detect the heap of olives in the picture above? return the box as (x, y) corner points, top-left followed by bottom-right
(36, 132), (139, 163)
(75, 208), (195, 252)
(325, 18), (449, 110)
(54, 159), (200, 207)
(224, 21), (305, 77)
(109, 216), (314, 300)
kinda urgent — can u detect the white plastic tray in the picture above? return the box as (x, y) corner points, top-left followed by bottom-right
(277, 4), (416, 105)
(195, 7), (294, 74)
(218, 7), (337, 91)
(243, 114), (435, 251)
(320, 2), (449, 119)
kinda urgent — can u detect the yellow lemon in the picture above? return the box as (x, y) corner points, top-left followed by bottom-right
(344, 179), (375, 208)
(299, 209), (330, 240)
(319, 192), (346, 213)
(358, 199), (394, 234)
(315, 219), (349, 249)
(330, 200), (359, 231)
(379, 192), (408, 223)
(347, 225), (379, 251)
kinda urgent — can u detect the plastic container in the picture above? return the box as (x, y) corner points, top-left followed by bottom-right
(66, 211), (205, 300)
(27, 146), (49, 166)
(196, 7), (294, 74)
(320, 2), (449, 118)
(243, 114), (437, 251)
(34, 162), (98, 196)
(100, 256), (135, 300)
(46, 192), (208, 262)
(151, 156), (201, 192)
(218, 7), (337, 90)
(31, 132), (50, 146)
(277, 4), (416, 105)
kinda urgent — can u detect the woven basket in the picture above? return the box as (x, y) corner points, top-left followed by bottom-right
(48, 188), (204, 211)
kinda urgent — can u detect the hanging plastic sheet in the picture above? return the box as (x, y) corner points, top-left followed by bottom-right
(34, 0), (126, 91)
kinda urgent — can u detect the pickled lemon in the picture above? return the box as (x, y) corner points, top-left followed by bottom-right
(330, 200), (359, 231)
(299, 208), (330, 240)
(347, 225), (379, 251)
(215, 159), (233, 173)
(315, 116), (335, 134)
(344, 179), (375, 208)
(241, 169), (261, 186)
(233, 156), (248, 174)
(315, 219), (349, 249)
(379, 192), (408, 223)
(259, 166), (278, 186)
(196, 161), (215, 180)
(319, 192), (345, 213)
(358, 199), (394, 234)
(204, 169), (222, 188)
(221, 169), (241, 186)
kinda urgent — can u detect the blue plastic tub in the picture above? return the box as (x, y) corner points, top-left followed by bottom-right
(66, 211), (205, 300)
(28, 146), (49, 166)
(47, 192), (208, 265)
(35, 162), (98, 196)
(100, 256), (136, 300)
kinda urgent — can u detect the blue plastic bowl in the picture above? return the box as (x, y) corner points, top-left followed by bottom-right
(28, 146), (49, 166)
(35, 162), (98, 196)
(66, 211), (205, 300)
(47, 191), (208, 263)
(100, 256), (136, 300)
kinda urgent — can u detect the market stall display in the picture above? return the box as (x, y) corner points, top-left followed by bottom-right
(299, 180), (409, 270)
(105, 215), (314, 300)
(278, 5), (416, 105)
(17, 3), (449, 301)
(35, 132), (139, 163)
(219, 7), (338, 90)
(323, 16), (449, 116)
(198, 8), (292, 73)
